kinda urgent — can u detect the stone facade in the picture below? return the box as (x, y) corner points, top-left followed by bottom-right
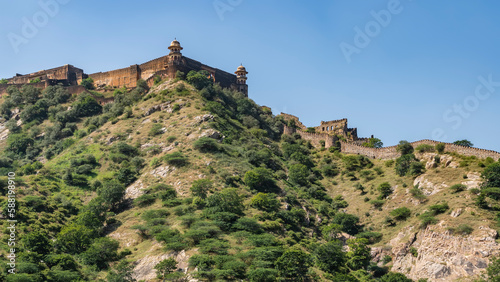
(1, 40), (248, 97)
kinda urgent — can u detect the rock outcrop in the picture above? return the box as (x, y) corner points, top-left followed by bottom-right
(389, 223), (500, 281)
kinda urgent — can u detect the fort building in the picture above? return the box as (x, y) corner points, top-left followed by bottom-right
(0, 39), (248, 97)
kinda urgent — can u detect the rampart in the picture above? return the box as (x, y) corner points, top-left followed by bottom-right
(281, 114), (500, 161)
(340, 140), (500, 161)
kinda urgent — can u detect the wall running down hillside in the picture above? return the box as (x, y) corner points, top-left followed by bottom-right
(284, 125), (500, 161)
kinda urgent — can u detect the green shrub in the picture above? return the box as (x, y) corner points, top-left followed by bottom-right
(390, 207), (411, 220)
(193, 137), (219, 152)
(384, 160), (394, 167)
(134, 194), (156, 207)
(409, 247), (418, 257)
(435, 143), (445, 154)
(356, 231), (383, 244)
(415, 144), (434, 153)
(410, 187), (427, 201)
(419, 213), (437, 228)
(377, 182), (392, 199)
(163, 152), (188, 167)
(428, 202), (449, 215)
(244, 167), (276, 192)
(449, 184), (467, 193)
(450, 224), (473, 235)
(370, 199), (385, 208)
(149, 123), (164, 136)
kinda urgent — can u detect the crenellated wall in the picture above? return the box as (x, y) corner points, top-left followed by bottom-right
(282, 120), (500, 161)
(340, 140), (500, 161)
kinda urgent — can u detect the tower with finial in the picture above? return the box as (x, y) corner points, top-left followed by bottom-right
(235, 64), (248, 97)
(168, 38), (183, 63)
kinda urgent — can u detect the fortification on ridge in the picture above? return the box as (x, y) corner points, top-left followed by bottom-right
(280, 113), (500, 161)
(0, 39), (248, 97)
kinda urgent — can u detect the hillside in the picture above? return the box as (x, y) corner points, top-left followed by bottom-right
(1, 74), (500, 282)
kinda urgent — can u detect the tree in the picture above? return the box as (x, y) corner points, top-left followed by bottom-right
(73, 94), (102, 117)
(288, 163), (310, 186)
(205, 188), (244, 215)
(7, 133), (34, 155)
(244, 167), (276, 192)
(332, 213), (360, 235)
(314, 240), (346, 274)
(55, 224), (94, 254)
(395, 154), (416, 176)
(250, 193), (280, 212)
(81, 237), (119, 269)
(396, 140), (414, 155)
(21, 84), (41, 104)
(275, 248), (312, 280)
(80, 77), (95, 90)
(454, 139), (473, 147)
(377, 182), (393, 199)
(190, 179), (212, 199)
(390, 207), (411, 221)
(106, 261), (137, 282)
(485, 256), (500, 282)
(98, 179), (126, 209)
(186, 70), (213, 90)
(155, 258), (178, 282)
(362, 137), (383, 148)
(483, 162), (500, 188)
(346, 238), (371, 270)
(21, 230), (52, 256)
(435, 143), (446, 154)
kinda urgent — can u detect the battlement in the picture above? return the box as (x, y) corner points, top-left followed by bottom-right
(281, 113), (500, 161)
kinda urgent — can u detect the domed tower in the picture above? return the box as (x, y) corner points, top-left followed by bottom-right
(168, 39), (183, 63)
(235, 65), (248, 97)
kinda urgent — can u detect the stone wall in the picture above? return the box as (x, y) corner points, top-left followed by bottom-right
(340, 140), (500, 161)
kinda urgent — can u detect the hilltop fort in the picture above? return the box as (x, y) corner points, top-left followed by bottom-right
(0, 39), (248, 97)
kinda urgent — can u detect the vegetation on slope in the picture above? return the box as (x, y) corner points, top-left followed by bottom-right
(0, 72), (499, 281)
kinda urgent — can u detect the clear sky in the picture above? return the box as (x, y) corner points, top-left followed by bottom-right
(1, 0), (500, 151)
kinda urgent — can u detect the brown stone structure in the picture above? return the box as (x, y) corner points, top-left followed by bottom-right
(1, 40), (248, 97)
(280, 113), (500, 161)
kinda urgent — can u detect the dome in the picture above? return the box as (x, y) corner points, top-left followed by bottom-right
(235, 65), (248, 74)
(168, 39), (183, 50)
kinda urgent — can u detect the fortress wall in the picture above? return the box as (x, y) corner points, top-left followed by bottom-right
(139, 56), (168, 81)
(279, 113), (307, 129)
(340, 139), (500, 161)
(89, 65), (139, 88)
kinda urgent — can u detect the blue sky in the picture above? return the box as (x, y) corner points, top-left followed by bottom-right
(1, 0), (500, 151)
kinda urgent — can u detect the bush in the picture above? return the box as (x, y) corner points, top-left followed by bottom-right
(163, 152), (188, 167)
(250, 193), (280, 212)
(390, 207), (411, 220)
(415, 144), (434, 153)
(134, 194), (156, 207)
(370, 199), (385, 208)
(80, 78), (94, 90)
(419, 213), (437, 228)
(428, 202), (449, 215)
(435, 143), (446, 153)
(332, 213), (360, 235)
(451, 224), (473, 235)
(410, 187), (427, 201)
(356, 231), (383, 244)
(190, 179), (212, 199)
(396, 140), (414, 155)
(483, 163), (500, 188)
(377, 182), (392, 199)
(193, 137), (220, 152)
(244, 167), (276, 192)
(186, 70), (213, 90)
(449, 184), (467, 193)
(149, 123), (164, 136)
(288, 163), (309, 186)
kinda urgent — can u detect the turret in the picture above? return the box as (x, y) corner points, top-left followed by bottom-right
(235, 64), (248, 97)
(168, 39), (183, 62)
